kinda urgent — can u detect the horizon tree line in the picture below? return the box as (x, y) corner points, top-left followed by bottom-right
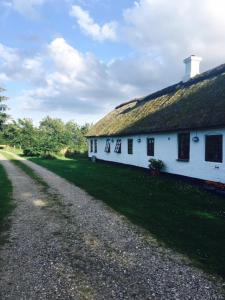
(0, 88), (92, 157)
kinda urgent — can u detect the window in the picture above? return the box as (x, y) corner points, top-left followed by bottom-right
(128, 139), (133, 154)
(178, 133), (190, 161)
(90, 140), (93, 152)
(147, 138), (154, 156)
(114, 139), (122, 153)
(94, 139), (97, 153)
(205, 135), (223, 163)
(105, 139), (111, 153)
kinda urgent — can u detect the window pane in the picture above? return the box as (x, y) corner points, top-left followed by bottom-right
(105, 139), (111, 153)
(115, 139), (122, 153)
(128, 139), (133, 154)
(178, 133), (190, 160)
(147, 138), (154, 156)
(90, 140), (93, 152)
(94, 139), (97, 153)
(205, 135), (223, 163)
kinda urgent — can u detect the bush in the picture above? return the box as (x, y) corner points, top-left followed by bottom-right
(65, 150), (87, 159)
(149, 158), (164, 176)
(23, 148), (42, 157)
(41, 153), (56, 160)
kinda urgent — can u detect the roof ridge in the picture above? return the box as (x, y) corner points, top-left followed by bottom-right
(115, 62), (225, 110)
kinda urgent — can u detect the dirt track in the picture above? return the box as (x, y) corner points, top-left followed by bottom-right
(0, 153), (224, 300)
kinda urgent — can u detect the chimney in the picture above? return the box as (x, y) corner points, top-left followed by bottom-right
(183, 55), (202, 82)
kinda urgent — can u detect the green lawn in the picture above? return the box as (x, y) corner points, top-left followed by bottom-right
(28, 156), (225, 278)
(0, 163), (13, 244)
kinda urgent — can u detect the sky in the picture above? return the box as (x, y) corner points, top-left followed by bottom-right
(1, 0), (225, 125)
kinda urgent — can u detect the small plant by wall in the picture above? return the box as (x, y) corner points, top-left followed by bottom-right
(149, 158), (164, 176)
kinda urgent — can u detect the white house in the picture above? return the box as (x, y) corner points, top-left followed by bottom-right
(87, 56), (225, 184)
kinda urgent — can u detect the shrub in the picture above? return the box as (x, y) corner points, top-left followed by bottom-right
(65, 150), (88, 159)
(149, 158), (164, 176)
(41, 153), (56, 160)
(23, 147), (42, 157)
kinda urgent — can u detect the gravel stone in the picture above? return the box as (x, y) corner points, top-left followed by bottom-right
(0, 153), (225, 300)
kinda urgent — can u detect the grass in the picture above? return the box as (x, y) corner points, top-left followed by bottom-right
(23, 155), (225, 279)
(0, 162), (13, 244)
(0, 150), (48, 189)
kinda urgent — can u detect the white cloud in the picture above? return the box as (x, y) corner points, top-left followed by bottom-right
(0, 73), (9, 82)
(70, 5), (117, 42)
(1, 38), (156, 121)
(0, 43), (19, 65)
(0, 43), (45, 84)
(123, 0), (225, 71)
(21, 38), (135, 114)
(3, 0), (225, 124)
(4, 0), (47, 16)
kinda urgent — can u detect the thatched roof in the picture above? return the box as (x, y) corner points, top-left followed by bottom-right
(87, 63), (225, 137)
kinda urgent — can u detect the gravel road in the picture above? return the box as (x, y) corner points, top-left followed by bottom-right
(0, 153), (225, 300)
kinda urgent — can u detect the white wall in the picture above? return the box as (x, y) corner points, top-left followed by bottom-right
(88, 128), (225, 183)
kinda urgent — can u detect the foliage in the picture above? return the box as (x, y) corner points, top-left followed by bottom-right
(149, 158), (164, 174)
(28, 155), (225, 278)
(3, 116), (91, 157)
(0, 87), (9, 132)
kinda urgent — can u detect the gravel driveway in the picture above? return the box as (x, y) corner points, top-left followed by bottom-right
(0, 153), (225, 300)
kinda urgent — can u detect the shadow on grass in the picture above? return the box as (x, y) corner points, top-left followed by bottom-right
(15, 155), (225, 279)
(0, 163), (14, 246)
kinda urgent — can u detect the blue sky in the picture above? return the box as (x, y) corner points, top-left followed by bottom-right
(1, 0), (225, 124)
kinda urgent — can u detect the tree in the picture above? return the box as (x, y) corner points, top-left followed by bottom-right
(0, 88), (9, 144)
(64, 122), (92, 154)
(3, 119), (40, 154)
(3, 114), (92, 157)
(0, 87), (8, 129)
(39, 117), (68, 155)
(2, 121), (20, 147)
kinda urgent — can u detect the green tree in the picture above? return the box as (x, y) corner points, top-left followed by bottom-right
(17, 119), (37, 149)
(0, 88), (8, 130)
(39, 117), (67, 155)
(2, 121), (20, 147)
(64, 121), (92, 154)
(3, 114), (92, 157)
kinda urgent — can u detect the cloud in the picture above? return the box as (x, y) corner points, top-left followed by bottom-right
(0, 43), (19, 65)
(4, 0), (47, 17)
(0, 43), (45, 85)
(21, 38), (135, 114)
(70, 5), (117, 42)
(123, 0), (225, 71)
(2, 38), (158, 120)
(3, 0), (225, 124)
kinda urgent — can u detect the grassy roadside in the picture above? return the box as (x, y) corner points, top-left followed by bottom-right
(23, 155), (225, 279)
(0, 151), (48, 189)
(0, 162), (13, 244)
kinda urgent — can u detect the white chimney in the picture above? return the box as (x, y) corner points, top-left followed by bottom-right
(183, 55), (202, 82)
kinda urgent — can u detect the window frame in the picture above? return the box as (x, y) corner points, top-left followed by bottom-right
(177, 132), (190, 161)
(114, 138), (122, 154)
(147, 138), (155, 156)
(94, 139), (97, 153)
(105, 138), (111, 153)
(205, 134), (223, 163)
(127, 138), (133, 155)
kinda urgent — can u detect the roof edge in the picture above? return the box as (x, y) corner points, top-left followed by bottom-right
(86, 124), (225, 138)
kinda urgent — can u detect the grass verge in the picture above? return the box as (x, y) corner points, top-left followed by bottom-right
(25, 155), (225, 279)
(0, 162), (13, 245)
(0, 151), (48, 189)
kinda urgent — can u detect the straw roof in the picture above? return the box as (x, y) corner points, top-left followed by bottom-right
(87, 63), (225, 137)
